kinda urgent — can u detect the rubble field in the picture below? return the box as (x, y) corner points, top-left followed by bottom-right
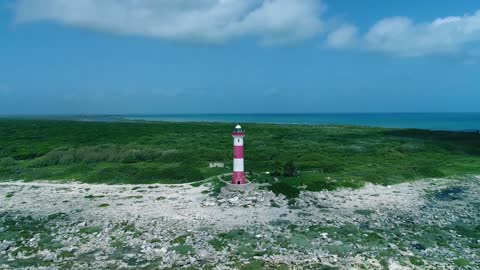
(0, 176), (479, 269)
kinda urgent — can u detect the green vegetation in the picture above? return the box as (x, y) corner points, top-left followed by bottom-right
(168, 245), (195, 256)
(208, 238), (226, 251)
(58, 250), (75, 259)
(409, 257), (424, 266)
(1, 119), (480, 190)
(111, 240), (126, 249)
(453, 258), (470, 267)
(0, 213), (67, 268)
(84, 194), (105, 199)
(172, 234), (189, 245)
(262, 217), (479, 268)
(269, 182), (300, 199)
(208, 229), (270, 257)
(115, 222), (143, 238)
(271, 160), (298, 177)
(79, 226), (102, 235)
(126, 195), (143, 199)
(354, 209), (376, 216)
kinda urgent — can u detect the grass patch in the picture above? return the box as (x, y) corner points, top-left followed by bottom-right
(409, 257), (424, 266)
(453, 258), (470, 267)
(111, 240), (125, 248)
(240, 260), (264, 270)
(208, 229), (261, 257)
(172, 235), (189, 245)
(0, 213), (67, 267)
(116, 222), (143, 238)
(79, 226), (102, 234)
(207, 179), (226, 197)
(208, 238), (226, 251)
(149, 238), (162, 244)
(58, 250), (75, 259)
(84, 194), (105, 199)
(469, 243), (480, 249)
(354, 209), (376, 216)
(168, 245), (195, 256)
(269, 219), (291, 227)
(450, 223), (480, 239)
(125, 195), (143, 199)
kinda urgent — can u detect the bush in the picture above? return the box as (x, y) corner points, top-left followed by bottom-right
(283, 161), (297, 177)
(269, 182), (300, 199)
(31, 144), (167, 167)
(0, 157), (16, 166)
(306, 179), (337, 191)
(318, 160), (343, 173)
(414, 164), (445, 178)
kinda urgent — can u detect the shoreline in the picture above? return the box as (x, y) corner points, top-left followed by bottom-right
(2, 113), (480, 132)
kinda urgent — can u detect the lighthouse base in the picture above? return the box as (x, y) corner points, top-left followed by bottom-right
(224, 180), (255, 193)
(232, 172), (246, 185)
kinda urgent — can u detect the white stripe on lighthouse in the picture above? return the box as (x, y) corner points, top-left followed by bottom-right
(234, 137), (244, 146)
(233, 158), (244, 172)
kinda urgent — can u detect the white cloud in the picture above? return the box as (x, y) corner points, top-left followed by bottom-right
(326, 24), (357, 49)
(14, 0), (324, 44)
(15, 0), (480, 56)
(364, 11), (480, 56)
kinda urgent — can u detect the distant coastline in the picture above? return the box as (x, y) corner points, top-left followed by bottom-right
(1, 112), (480, 131)
(88, 113), (480, 132)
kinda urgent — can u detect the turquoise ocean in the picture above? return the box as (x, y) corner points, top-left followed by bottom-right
(118, 113), (480, 132)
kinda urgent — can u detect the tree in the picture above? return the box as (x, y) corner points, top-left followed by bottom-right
(283, 161), (297, 177)
(269, 182), (300, 199)
(271, 161), (283, 177)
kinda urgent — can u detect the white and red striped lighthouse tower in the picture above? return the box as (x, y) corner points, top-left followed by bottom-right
(232, 124), (246, 185)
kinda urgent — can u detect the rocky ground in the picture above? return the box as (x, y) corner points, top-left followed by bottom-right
(0, 176), (479, 270)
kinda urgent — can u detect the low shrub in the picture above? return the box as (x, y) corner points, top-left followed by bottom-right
(0, 157), (16, 166)
(158, 166), (203, 183)
(31, 145), (166, 167)
(269, 182), (300, 199)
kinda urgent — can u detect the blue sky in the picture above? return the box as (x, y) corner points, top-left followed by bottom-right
(1, 0), (480, 114)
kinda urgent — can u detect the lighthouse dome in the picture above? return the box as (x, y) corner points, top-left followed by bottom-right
(234, 124), (244, 133)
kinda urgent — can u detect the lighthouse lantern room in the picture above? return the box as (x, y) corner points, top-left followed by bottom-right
(232, 124), (246, 185)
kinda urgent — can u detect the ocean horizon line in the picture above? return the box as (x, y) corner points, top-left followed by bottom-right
(2, 112), (480, 117)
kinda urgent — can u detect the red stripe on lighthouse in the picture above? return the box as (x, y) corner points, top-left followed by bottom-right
(234, 146), (244, 158)
(232, 172), (246, 184)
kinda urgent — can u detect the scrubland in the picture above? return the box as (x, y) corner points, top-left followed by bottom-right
(1, 119), (479, 191)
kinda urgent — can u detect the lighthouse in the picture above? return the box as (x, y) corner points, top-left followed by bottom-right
(232, 124), (246, 185)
